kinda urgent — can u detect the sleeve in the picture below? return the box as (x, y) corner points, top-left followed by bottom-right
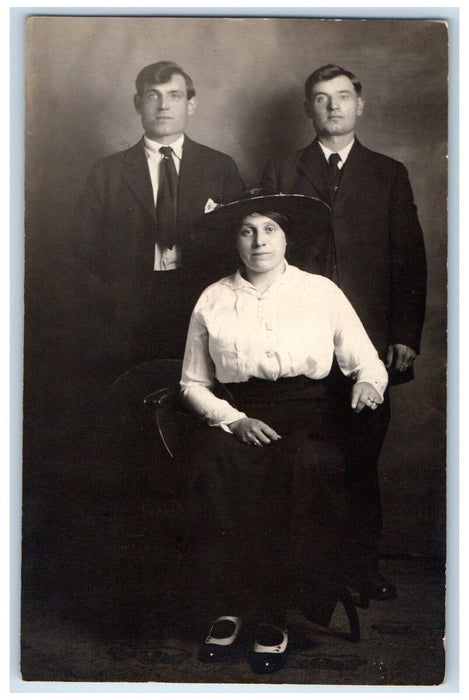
(180, 304), (247, 428)
(388, 163), (427, 353)
(259, 160), (279, 191)
(72, 159), (114, 303)
(331, 285), (389, 400)
(70, 160), (120, 349)
(221, 156), (245, 203)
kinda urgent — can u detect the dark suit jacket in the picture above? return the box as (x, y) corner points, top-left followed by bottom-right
(260, 138), (427, 365)
(73, 135), (244, 373)
(75, 135), (243, 286)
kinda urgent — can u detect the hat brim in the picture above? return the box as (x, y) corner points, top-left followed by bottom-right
(192, 193), (332, 280)
(193, 193), (331, 240)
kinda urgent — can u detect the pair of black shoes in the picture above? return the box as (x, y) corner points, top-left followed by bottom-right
(198, 616), (288, 675)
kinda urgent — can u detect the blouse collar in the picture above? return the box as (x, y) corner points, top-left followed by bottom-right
(227, 260), (292, 291)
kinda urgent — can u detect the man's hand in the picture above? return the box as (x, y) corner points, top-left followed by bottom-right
(228, 417), (282, 446)
(351, 381), (383, 414)
(386, 343), (417, 373)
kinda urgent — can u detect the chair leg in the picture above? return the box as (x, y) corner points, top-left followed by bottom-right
(304, 587), (339, 629)
(338, 587), (360, 643)
(304, 586), (360, 643)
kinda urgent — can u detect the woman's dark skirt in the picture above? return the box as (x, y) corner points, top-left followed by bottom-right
(180, 375), (350, 626)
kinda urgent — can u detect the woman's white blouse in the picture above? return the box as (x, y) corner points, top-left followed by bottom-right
(180, 264), (388, 428)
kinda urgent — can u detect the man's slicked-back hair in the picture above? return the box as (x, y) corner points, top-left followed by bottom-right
(135, 61), (196, 99)
(304, 64), (362, 99)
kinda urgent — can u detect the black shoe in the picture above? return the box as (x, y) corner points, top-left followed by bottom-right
(249, 624), (288, 675)
(347, 572), (396, 604)
(367, 573), (397, 601)
(198, 616), (242, 662)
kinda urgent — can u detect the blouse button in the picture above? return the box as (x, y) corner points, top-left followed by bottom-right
(265, 350), (274, 358)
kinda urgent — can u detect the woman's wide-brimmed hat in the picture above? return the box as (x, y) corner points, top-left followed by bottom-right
(192, 190), (332, 277)
(194, 189), (331, 239)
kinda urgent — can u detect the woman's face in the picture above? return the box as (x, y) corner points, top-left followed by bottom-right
(236, 213), (287, 276)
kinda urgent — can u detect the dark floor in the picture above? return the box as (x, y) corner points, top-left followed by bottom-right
(19, 442), (446, 687)
(15, 390), (448, 688)
(20, 556), (445, 686)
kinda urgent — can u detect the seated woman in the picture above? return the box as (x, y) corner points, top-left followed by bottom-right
(179, 192), (387, 675)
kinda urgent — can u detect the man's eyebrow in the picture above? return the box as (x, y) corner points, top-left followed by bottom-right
(145, 87), (185, 94)
(313, 88), (354, 96)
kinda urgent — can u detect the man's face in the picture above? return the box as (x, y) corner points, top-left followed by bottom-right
(305, 75), (364, 139)
(134, 73), (196, 143)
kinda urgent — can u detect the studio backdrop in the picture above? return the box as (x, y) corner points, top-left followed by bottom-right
(24, 16), (448, 557)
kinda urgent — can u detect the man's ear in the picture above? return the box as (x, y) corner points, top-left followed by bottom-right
(357, 97), (365, 117)
(304, 99), (313, 119)
(134, 94), (142, 114)
(187, 96), (197, 116)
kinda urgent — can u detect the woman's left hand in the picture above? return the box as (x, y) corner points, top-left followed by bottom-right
(350, 381), (383, 413)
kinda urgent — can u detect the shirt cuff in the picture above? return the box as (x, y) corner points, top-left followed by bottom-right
(354, 377), (387, 402)
(211, 411), (247, 432)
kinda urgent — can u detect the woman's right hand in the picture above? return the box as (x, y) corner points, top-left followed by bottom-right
(228, 417), (282, 446)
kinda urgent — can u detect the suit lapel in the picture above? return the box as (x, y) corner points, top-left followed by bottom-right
(333, 139), (367, 209)
(177, 135), (199, 231)
(296, 140), (330, 203)
(121, 139), (156, 222)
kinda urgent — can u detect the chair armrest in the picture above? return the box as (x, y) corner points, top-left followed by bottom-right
(143, 379), (236, 459)
(144, 387), (178, 410)
(144, 387), (192, 458)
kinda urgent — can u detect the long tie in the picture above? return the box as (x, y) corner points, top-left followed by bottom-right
(328, 152), (342, 204)
(327, 153), (341, 284)
(156, 146), (178, 249)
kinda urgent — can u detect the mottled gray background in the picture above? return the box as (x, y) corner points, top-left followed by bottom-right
(24, 16), (447, 556)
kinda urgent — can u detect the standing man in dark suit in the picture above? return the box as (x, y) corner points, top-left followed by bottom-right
(74, 61), (244, 386)
(260, 64), (427, 602)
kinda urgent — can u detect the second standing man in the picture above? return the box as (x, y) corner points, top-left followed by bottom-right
(261, 63), (427, 602)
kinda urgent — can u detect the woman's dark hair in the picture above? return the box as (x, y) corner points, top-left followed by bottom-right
(234, 210), (291, 238)
(135, 61), (195, 100)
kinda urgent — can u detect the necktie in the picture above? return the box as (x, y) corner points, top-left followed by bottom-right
(327, 153), (341, 284)
(156, 146), (178, 249)
(328, 152), (342, 204)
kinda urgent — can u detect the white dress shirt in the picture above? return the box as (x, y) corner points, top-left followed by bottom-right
(180, 263), (388, 428)
(143, 134), (184, 271)
(318, 138), (355, 169)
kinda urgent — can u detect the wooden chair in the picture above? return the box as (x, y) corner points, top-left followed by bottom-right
(112, 358), (360, 642)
